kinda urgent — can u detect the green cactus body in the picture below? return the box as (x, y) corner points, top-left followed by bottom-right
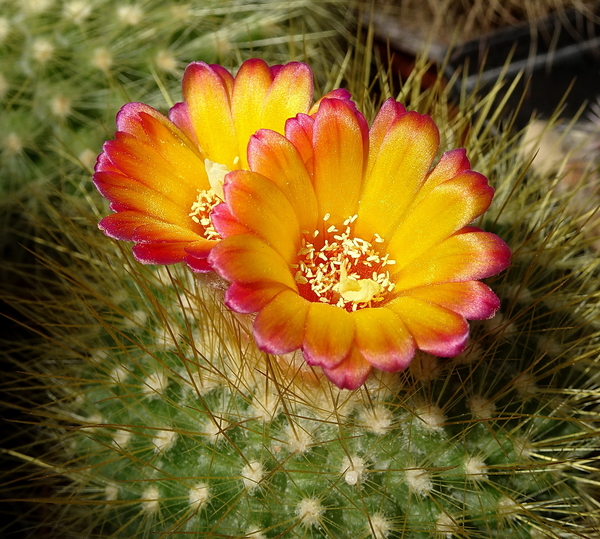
(3, 72), (600, 536)
(40, 237), (595, 539)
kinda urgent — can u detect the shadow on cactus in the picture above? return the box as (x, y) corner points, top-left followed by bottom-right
(2, 50), (600, 539)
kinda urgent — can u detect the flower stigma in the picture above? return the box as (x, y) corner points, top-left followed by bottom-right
(189, 158), (237, 241)
(293, 214), (396, 311)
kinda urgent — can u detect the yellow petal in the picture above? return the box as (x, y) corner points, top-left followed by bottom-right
(312, 99), (368, 225)
(182, 62), (237, 167)
(353, 307), (415, 372)
(231, 59), (274, 168)
(386, 172), (494, 271)
(248, 129), (319, 233)
(366, 98), (406, 164)
(410, 148), (470, 210)
(261, 62), (313, 134)
(387, 296), (468, 357)
(303, 303), (355, 369)
(223, 170), (301, 263)
(393, 229), (511, 290)
(355, 111), (439, 240)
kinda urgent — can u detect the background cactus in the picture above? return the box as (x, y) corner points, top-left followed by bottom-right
(1, 1), (600, 538)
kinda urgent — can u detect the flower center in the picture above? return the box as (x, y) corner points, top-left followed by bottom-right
(189, 159), (235, 241)
(293, 214), (396, 312)
(189, 189), (221, 241)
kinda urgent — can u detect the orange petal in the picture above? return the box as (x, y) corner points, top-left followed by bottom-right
(387, 296), (469, 357)
(121, 103), (199, 154)
(184, 238), (220, 258)
(94, 171), (194, 229)
(135, 111), (204, 177)
(248, 129), (318, 232)
(303, 303), (355, 369)
(132, 242), (188, 265)
(366, 98), (406, 163)
(411, 148), (471, 210)
(115, 102), (176, 141)
(99, 132), (204, 208)
(307, 88), (352, 115)
(253, 289), (309, 354)
(210, 202), (250, 237)
(113, 102), (205, 184)
(284, 113), (315, 175)
(98, 211), (164, 241)
(312, 99), (368, 225)
(387, 171), (494, 271)
(393, 229), (511, 289)
(231, 59), (274, 168)
(182, 62), (237, 167)
(225, 281), (290, 314)
(132, 222), (203, 243)
(399, 281), (500, 320)
(208, 234), (297, 289)
(353, 307), (415, 372)
(321, 346), (372, 390)
(355, 111), (439, 240)
(261, 62), (313, 135)
(223, 170), (301, 263)
(185, 253), (213, 273)
(168, 102), (199, 147)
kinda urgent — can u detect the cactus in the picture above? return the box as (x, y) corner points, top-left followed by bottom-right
(1, 2), (600, 538)
(3, 54), (600, 538)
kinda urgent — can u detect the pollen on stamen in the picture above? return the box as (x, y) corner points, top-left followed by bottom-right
(189, 189), (221, 241)
(293, 215), (396, 312)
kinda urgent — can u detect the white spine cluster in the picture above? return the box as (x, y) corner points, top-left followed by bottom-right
(143, 371), (168, 398)
(141, 485), (160, 513)
(188, 483), (210, 509)
(369, 513), (392, 538)
(152, 429), (177, 453)
(405, 468), (433, 497)
(241, 461), (264, 492)
(296, 497), (324, 528)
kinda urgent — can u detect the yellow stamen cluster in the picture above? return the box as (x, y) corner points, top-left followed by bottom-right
(189, 189), (221, 241)
(188, 159), (236, 242)
(293, 214), (396, 311)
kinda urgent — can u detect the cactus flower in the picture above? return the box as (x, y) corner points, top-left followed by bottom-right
(209, 98), (511, 389)
(93, 59), (348, 272)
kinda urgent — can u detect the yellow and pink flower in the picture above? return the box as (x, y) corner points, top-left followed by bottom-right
(93, 59), (349, 271)
(208, 97), (511, 389)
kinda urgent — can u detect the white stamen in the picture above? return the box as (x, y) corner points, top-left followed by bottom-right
(294, 216), (396, 311)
